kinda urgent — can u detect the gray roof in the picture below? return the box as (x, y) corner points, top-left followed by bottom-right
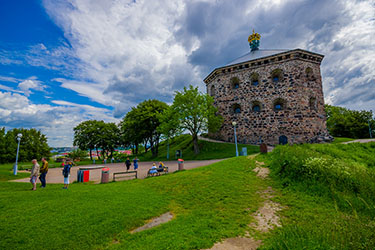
(225, 49), (289, 66)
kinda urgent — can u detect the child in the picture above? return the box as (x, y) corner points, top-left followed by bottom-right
(149, 163), (158, 176)
(62, 160), (71, 189)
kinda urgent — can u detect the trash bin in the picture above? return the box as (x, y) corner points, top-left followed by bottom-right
(241, 147), (247, 156)
(77, 170), (83, 182)
(83, 170), (90, 182)
(101, 167), (110, 184)
(178, 159), (184, 171)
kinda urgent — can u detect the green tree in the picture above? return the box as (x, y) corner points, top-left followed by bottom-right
(120, 99), (168, 157)
(73, 120), (99, 160)
(0, 128), (51, 163)
(171, 85), (222, 154)
(157, 106), (183, 159)
(325, 105), (374, 138)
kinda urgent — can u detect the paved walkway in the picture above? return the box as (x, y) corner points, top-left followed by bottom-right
(12, 159), (224, 184)
(342, 138), (375, 144)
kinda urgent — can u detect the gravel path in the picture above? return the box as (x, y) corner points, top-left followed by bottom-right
(12, 159), (224, 184)
(341, 138), (375, 144)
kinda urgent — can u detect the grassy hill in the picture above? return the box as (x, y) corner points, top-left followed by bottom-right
(138, 134), (260, 161)
(1, 141), (375, 249)
(258, 142), (375, 249)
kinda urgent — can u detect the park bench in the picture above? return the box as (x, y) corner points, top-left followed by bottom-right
(113, 171), (137, 181)
(147, 167), (169, 177)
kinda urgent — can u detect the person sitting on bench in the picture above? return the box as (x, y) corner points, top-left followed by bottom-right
(158, 161), (165, 173)
(149, 163), (158, 176)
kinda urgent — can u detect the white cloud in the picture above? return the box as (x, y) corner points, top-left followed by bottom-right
(0, 91), (119, 147)
(18, 79), (47, 97)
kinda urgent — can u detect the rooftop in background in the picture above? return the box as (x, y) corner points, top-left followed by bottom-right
(225, 49), (289, 66)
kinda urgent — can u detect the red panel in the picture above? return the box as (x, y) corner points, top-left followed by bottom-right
(83, 170), (90, 182)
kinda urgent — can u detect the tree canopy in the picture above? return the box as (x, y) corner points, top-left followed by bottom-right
(170, 85), (222, 154)
(120, 99), (168, 157)
(0, 128), (51, 164)
(325, 105), (374, 138)
(73, 120), (120, 160)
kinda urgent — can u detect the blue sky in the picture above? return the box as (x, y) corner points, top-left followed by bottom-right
(0, 0), (374, 146)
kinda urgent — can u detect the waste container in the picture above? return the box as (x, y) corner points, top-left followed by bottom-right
(241, 147), (247, 156)
(77, 170), (83, 182)
(83, 170), (90, 182)
(178, 159), (184, 171)
(101, 167), (110, 184)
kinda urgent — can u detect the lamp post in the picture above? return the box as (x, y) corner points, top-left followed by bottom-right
(13, 133), (22, 175)
(369, 110), (373, 139)
(232, 121), (239, 157)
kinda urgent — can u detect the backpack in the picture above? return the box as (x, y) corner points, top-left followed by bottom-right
(62, 165), (70, 177)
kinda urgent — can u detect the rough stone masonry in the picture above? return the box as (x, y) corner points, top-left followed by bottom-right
(204, 48), (333, 145)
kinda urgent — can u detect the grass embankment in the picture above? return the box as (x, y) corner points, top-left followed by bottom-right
(257, 142), (375, 249)
(0, 157), (265, 250)
(139, 134), (259, 161)
(332, 137), (355, 144)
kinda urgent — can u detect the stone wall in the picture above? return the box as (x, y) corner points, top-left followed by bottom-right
(205, 49), (332, 145)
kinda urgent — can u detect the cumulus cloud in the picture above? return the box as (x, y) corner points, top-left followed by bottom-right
(0, 91), (119, 147)
(18, 79), (47, 96)
(42, 0), (201, 117)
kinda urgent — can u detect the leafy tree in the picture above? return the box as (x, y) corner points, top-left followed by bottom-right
(0, 128), (51, 163)
(157, 106), (183, 159)
(171, 85), (222, 154)
(120, 100), (168, 157)
(325, 105), (374, 138)
(68, 149), (88, 161)
(73, 120), (98, 160)
(74, 120), (120, 160)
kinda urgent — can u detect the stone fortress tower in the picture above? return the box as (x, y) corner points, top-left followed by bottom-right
(204, 30), (332, 145)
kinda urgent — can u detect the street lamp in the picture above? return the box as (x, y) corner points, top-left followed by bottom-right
(369, 110), (373, 139)
(13, 133), (22, 175)
(232, 121), (239, 157)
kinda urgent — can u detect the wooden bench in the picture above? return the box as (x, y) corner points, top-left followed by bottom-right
(113, 171), (137, 181)
(147, 167), (169, 177)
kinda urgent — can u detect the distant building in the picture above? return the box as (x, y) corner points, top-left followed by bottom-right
(204, 30), (332, 145)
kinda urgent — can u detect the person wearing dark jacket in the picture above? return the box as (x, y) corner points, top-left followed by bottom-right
(125, 157), (131, 171)
(39, 158), (48, 188)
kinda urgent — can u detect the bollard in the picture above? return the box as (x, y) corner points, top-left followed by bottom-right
(178, 159), (184, 171)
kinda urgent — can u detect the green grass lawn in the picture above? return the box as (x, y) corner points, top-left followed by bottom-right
(0, 157), (265, 250)
(138, 134), (259, 161)
(256, 142), (375, 249)
(332, 137), (356, 144)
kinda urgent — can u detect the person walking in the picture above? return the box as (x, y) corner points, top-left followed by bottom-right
(125, 157), (131, 171)
(62, 160), (71, 189)
(133, 157), (139, 170)
(39, 158), (48, 188)
(30, 159), (40, 191)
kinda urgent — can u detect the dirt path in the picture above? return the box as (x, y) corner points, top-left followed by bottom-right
(205, 157), (281, 250)
(341, 138), (375, 144)
(11, 159), (223, 184)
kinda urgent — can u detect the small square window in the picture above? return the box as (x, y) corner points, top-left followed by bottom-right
(253, 105), (260, 112)
(275, 104), (282, 110)
(273, 77), (279, 83)
(235, 107), (241, 113)
(234, 83), (239, 89)
(252, 80), (259, 86)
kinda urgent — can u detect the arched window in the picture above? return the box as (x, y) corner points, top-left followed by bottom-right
(232, 104), (241, 114)
(231, 77), (240, 89)
(210, 85), (215, 97)
(306, 67), (314, 79)
(273, 98), (286, 111)
(251, 101), (262, 112)
(309, 97), (317, 110)
(250, 73), (259, 86)
(271, 69), (283, 83)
